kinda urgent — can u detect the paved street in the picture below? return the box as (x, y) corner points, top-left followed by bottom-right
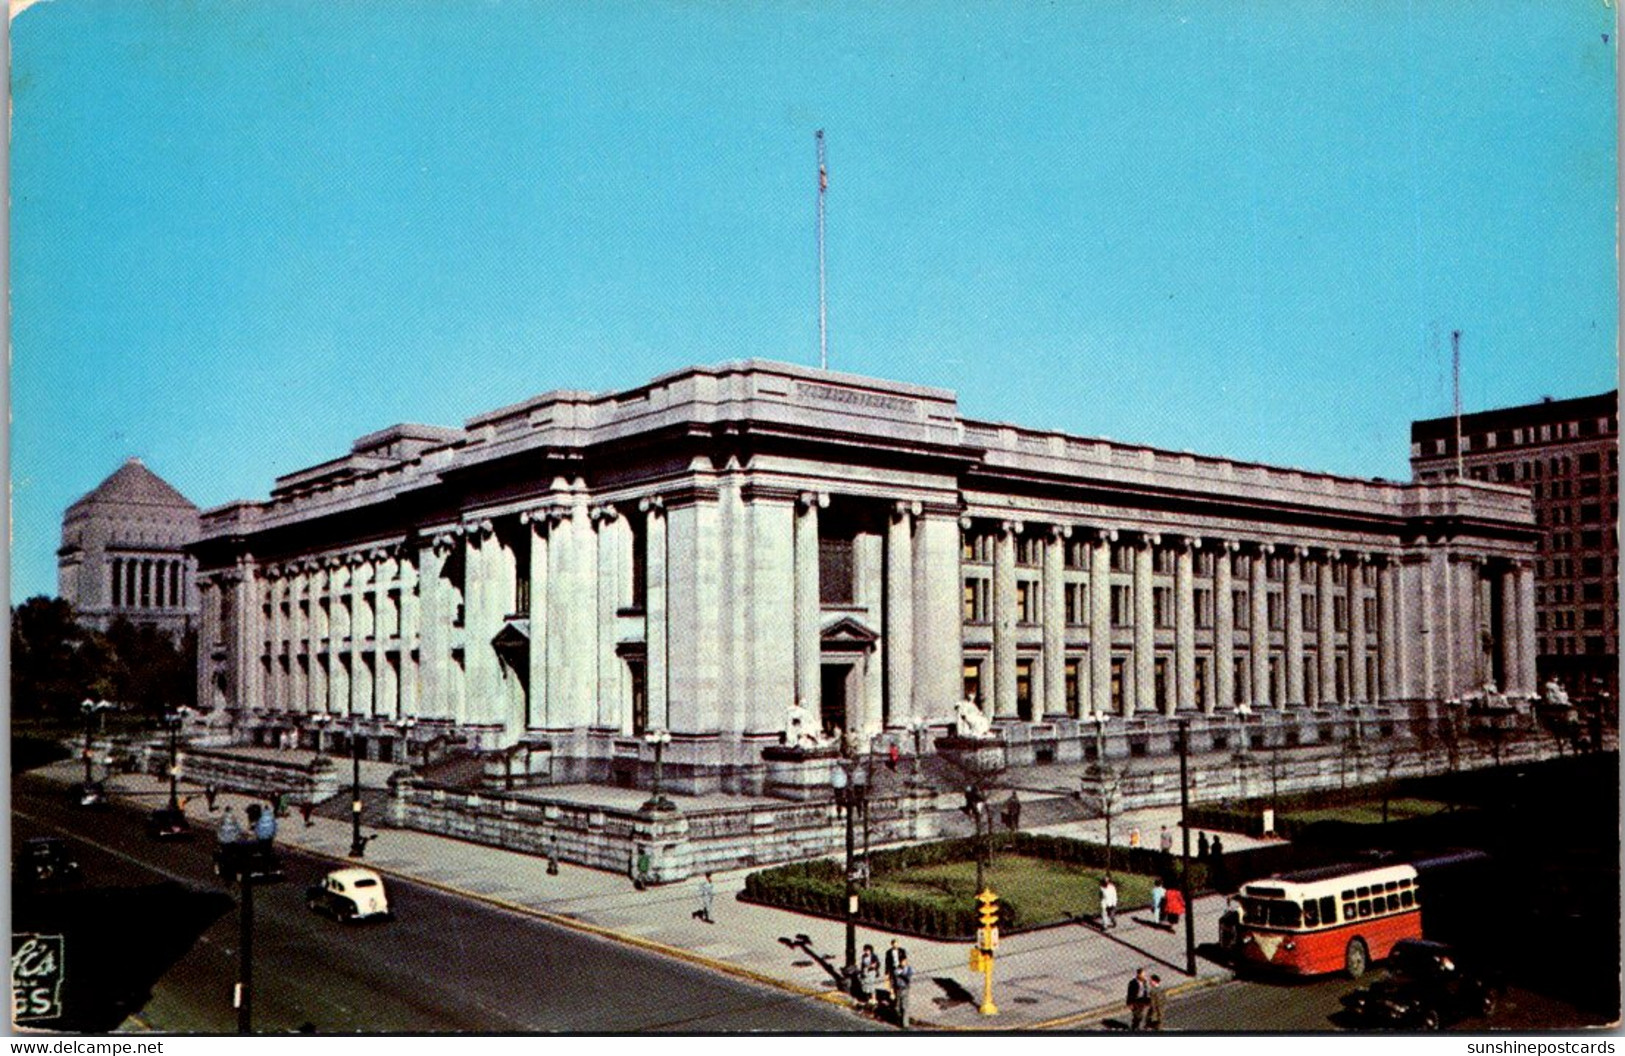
(13, 779), (875, 1034)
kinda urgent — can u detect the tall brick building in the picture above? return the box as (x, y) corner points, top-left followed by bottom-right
(1411, 391), (1618, 699)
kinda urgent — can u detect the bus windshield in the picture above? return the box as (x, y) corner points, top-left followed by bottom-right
(1240, 897), (1303, 928)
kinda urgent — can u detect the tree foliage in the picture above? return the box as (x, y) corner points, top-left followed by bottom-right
(10, 596), (195, 719)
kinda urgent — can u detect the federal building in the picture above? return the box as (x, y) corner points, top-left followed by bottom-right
(192, 362), (1540, 791)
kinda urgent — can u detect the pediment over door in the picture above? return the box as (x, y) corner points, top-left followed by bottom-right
(820, 613), (879, 652)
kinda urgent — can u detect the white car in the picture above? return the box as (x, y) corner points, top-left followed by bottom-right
(305, 867), (393, 922)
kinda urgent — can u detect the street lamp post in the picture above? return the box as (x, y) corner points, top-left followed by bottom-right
(163, 708), (187, 811)
(310, 712), (332, 757)
(79, 699), (113, 802)
(642, 728), (674, 812)
(1176, 718), (1196, 977)
(348, 721), (368, 858)
(394, 716), (418, 768)
(830, 754), (868, 991)
(907, 717), (928, 787)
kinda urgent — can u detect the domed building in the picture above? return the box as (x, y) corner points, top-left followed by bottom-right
(58, 457), (200, 636)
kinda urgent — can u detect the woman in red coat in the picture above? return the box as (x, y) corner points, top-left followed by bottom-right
(1164, 887), (1186, 926)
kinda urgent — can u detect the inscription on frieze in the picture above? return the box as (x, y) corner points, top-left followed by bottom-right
(794, 381), (918, 416)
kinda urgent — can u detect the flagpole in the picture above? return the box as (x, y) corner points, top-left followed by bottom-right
(817, 129), (828, 372)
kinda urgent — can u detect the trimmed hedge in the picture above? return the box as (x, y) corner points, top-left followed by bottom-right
(742, 832), (1209, 940)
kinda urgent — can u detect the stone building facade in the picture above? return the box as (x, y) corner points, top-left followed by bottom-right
(1411, 391), (1618, 698)
(192, 362), (1539, 791)
(58, 457), (200, 636)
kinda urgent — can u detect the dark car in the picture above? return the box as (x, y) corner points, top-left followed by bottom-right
(212, 841), (284, 884)
(1342, 939), (1498, 1030)
(145, 807), (190, 840)
(15, 837), (83, 891)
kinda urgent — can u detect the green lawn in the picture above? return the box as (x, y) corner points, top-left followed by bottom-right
(1281, 797), (1451, 826)
(874, 854), (1158, 928)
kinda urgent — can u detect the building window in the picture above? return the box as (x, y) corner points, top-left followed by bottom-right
(963, 532), (994, 563)
(1016, 659), (1034, 720)
(1065, 582), (1089, 625)
(964, 660), (984, 704)
(1363, 597), (1377, 631)
(819, 535), (855, 605)
(628, 660), (648, 735)
(630, 514), (648, 607)
(1154, 548), (1176, 575)
(1065, 539), (1088, 569)
(1110, 656), (1127, 713)
(1195, 551), (1216, 576)
(1194, 655), (1209, 709)
(1111, 545), (1133, 573)
(1267, 591), (1283, 630)
(1194, 587), (1214, 629)
(1111, 584), (1133, 627)
(1266, 556), (1285, 581)
(1064, 656), (1083, 717)
(1233, 591), (1250, 629)
(1154, 586), (1175, 629)
(1016, 536), (1041, 566)
(1017, 581), (1040, 624)
(1233, 654), (1250, 702)
(964, 578), (991, 623)
(1332, 563), (1348, 586)
(1333, 596), (1349, 632)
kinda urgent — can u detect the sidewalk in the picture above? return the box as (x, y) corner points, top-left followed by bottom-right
(49, 761), (1234, 1032)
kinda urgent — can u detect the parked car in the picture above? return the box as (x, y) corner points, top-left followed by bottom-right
(213, 840), (284, 884)
(306, 867), (392, 923)
(1342, 939), (1498, 1030)
(145, 807), (190, 840)
(15, 837), (82, 891)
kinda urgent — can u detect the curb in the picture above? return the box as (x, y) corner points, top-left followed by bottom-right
(1026, 971), (1234, 1031)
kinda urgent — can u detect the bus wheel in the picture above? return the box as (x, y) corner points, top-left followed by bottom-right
(1344, 938), (1369, 979)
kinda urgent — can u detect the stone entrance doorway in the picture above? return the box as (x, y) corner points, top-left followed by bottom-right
(820, 663), (852, 740)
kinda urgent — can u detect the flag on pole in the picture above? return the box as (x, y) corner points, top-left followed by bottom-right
(820, 164), (828, 192)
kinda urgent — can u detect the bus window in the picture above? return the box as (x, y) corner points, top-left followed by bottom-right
(1269, 902), (1302, 928)
(1241, 899), (1272, 926)
(1356, 886), (1369, 897)
(1387, 894), (1400, 912)
(1398, 878), (1412, 888)
(1358, 900), (1372, 917)
(1385, 881), (1398, 892)
(1413, 887), (1422, 904)
(1320, 895), (1337, 922)
(1342, 890), (1354, 901)
(1303, 900), (1319, 927)
(1400, 890), (1414, 908)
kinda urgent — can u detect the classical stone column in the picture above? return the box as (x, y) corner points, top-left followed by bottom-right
(1317, 552), (1337, 706)
(747, 493), (796, 733)
(463, 523), (507, 727)
(1285, 547), (1305, 707)
(197, 577), (219, 710)
(397, 550), (419, 720)
(417, 536), (454, 721)
(793, 492), (826, 719)
(595, 505), (630, 730)
(1043, 523), (1070, 717)
(1426, 546), (1452, 699)
(349, 554), (373, 716)
(1089, 528), (1115, 716)
(885, 502), (918, 726)
(546, 499), (599, 729)
(640, 497), (669, 729)
(237, 558), (264, 713)
(520, 509), (553, 729)
(1215, 540), (1236, 713)
(1376, 556), (1397, 703)
(913, 508), (962, 721)
(1174, 536), (1197, 714)
(1516, 561), (1538, 696)
(1350, 554), (1369, 703)
(290, 566), (310, 713)
(1457, 556), (1484, 696)
(265, 569), (286, 711)
(1132, 533), (1157, 718)
(992, 520), (1020, 718)
(1250, 544), (1271, 708)
(667, 495), (721, 733)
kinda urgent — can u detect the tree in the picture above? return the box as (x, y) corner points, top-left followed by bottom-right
(1079, 760), (1134, 875)
(11, 597), (100, 717)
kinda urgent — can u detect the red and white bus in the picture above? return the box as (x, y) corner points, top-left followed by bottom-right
(1234, 852), (1487, 978)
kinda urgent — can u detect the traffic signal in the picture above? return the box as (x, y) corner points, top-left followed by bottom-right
(977, 889), (999, 930)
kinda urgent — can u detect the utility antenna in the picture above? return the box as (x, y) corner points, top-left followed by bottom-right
(816, 129), (828, 371)
(1452, 329), (1464, 480)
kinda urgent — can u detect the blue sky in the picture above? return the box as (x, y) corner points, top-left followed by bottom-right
(10, 0), (1617, 604)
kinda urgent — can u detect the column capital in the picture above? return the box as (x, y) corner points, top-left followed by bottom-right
(430, 532), (459, 554)
(999, 519), (1024, 537)
(459, 518), (495, 540)
(1170, 534), (1201, 552)
(959, 514), (975, 531)
(1094, 526), (1119, 544)
(797, 490), (830, 512)
(522, 503), (572, 527)
(1133, 531), (1161, 550)
(636, 495), (666, 518)
(1292, 545), (1310, 560)
(1220, 538), (1240, 554)
(589, 503), (621, 524)
(891, 499), (923, 522)
(1252, 541), (1275, 557)
(1048, 522), (1073, 541)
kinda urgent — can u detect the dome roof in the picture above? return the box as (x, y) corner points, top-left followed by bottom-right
(66, 458), (197, 514)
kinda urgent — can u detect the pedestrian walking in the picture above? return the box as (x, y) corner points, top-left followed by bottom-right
(631, 847), (651, 890)
(546, 834), (561, 876)
(1002, 791), (1022, 832)
(857, 944), (882, 1007)
(884, 938), (907, 999)
(1147, 974), (1166, 1031)
(1129, 827), (1141, 849)
(218, 806), (243, 845)
(892, 952), (914, 1029)
(1099, 875), (1119, 929)
(1125, 967), (1150, 1030)
(1209, 835), (1227, 890)
(204, 784), (219, 812)
(1150, 879), (1166, 924)
(299, 800), (316, 828)
(693, 872), (716, 923)
(1159, 824), (1173, 856)
(1197, 831), (1210, 859)
(254, 801), (278, 846)
(1164, 886), (1185, 927)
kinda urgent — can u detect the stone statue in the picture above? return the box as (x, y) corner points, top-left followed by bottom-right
(785, 700), (831, 749)
(1233, 702), (1254, 716)
(1543, 679), (1571, 708)
(954, 698), (993, 739)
